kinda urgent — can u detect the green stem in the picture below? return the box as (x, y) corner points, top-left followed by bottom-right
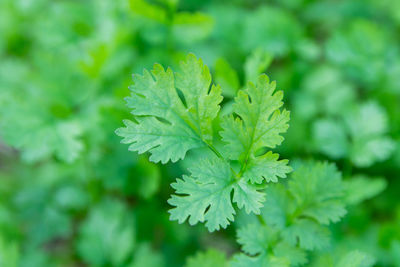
(205, 142), (224, 159)
(257, 214), (266, 226)
(343, 158), (353, 178)
(205, 141), (241, 179)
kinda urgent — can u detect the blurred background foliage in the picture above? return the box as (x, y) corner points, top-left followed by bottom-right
(0, 0), (399, 266)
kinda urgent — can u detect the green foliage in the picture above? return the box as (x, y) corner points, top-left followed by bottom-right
(185, 249), (228, 267)
(118, 54), (291, 231)
(313, 101), (396, 167)
(1, 0), (399, 266)
(116, 54), (222, 163)
(76, 199), (135, 266)
(233, 161), (347, 265)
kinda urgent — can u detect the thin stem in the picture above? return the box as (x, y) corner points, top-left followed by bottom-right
(257, 214), (266, 226)
(205, 142), (224, 159)
(205, 141), (241, 179)
(343, 158), (353, 178)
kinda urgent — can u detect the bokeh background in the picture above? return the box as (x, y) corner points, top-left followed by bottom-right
(0, 0), (399, 266)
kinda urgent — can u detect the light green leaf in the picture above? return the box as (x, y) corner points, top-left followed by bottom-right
(221, 74), (291, 183)
(231, 253), (290, 267)
(261, 184), (289, 229)
(313, 119), (348, 159)
(168, 157), (266, 231)
(172, 12), (214, 44)
(0, 237), (19, 267)
(242, 151), (292, 183)
(168, 158), (235, 232)
(185, 249), (228, 267)
(116, 54), (222, 163)
(274, 242), (307, 267)
(76, 199), (135, 266)
(335, 250), (375, 267)
(215, 57), (240, 97)
(288, 162), (346, 224)
(244, 48), (273, 83)
(237, 223), (275, 255)
(282, 219), (330, 250)
(346, 101), (395, 167)
(232, 180), (265, 214)
(129, 243), (164, 267)
(344, 175), (387, 205)
(129, 0), (167, 23)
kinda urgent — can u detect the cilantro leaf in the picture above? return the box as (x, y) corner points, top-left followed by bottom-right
(336, 250), (375, 267)
(116, 54), (222, 163)
(129, 243), (164, 267)
(345, 102), (395, 167)
(168, 158), (235, 232)
(168, 158), (265, 232)
(221, 74), (291, 184)
(282, 218), (330, 250)
(288, 162), (346, 224)
(236, 223), (307, 266)
(274, 242), (307, 267)
(344, 175), (387, 205)
(237, 223), (275, 255)
(185, 249), (228, 267)
(231, 253), (290, 267)
(76, 199), (135, 266)
(244, 48), (273, 83)
(215, 57), (240, 98)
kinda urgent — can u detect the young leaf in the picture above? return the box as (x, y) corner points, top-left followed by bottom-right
(76, 199), (135, 266)
(231, 253), (290, 267)
(274, 242), (307, 267)
(335, 250), (375, 267)
(345, 102), (395, 167)
(185, 249), (228, 267)
(288, 162), (346, 224)
(344, 175), (387, 205)
(221, 74), (291, 184)
(215, 57), (240, 97)
(116, 54), (222, 163)
(282, 219), (330, 250)
(168, 158), (265, 232)
(168, 158), (235, 232)
(118, 54), (290, 232)
(237, 223), (275, 255)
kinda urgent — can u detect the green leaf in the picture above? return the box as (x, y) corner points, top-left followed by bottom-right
(261, 184), (289, 229)
(129, 243), (164, 267)
(242, 6), (301, 56)
(346, 102), (395, 167)
(344, 175), (387, 205)
(116, 54), (222, 163)
(129, 0), (167, 23)
(168, 158), (235, 232)
(168, 158), (265, 231)
(215, 57), (240, 97)
(221, 74), (291, 184)
(274, 242), (307, 267)
(232, 179), (266, 214)
(185, 249), (228, 267)
(236, 223), (276, 255)
(288, 162), (346, 224)
(231, 253), (290, 267)
(172, 12), (214, 44)
(243, 152), (292, 183)
(76, 199), (135, 266)
(244, 48), (273, 83)
(335, 250), (375, 267)
(0, 237), (19, 267)
(282, 219), (330, 250)
(313, 119), (348, 159)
